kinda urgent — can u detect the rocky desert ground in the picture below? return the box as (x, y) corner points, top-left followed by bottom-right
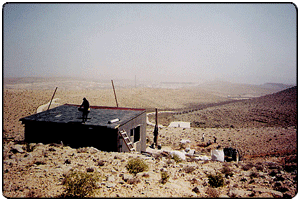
(3, 77), (297, 198)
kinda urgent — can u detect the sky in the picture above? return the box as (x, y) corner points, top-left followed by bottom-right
(3, 3), (297, 85)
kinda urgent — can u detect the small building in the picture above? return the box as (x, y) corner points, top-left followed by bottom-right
(20, 104), (146, 152)
(168, 121), (190, 128)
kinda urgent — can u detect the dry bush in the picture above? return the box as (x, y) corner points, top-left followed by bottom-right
(221, 164), (233, 178)
(172, 154), (182, 163)
(126, 158), (148, 175)
(205, 187), (219, 198)
(127, 177), (141, 185)
(60, 170), (99, 198)
(26, 189), (44, 198)
(183, 166), (196, 173)
(207, 173), (224, 188)
(160, 171), (170, 184)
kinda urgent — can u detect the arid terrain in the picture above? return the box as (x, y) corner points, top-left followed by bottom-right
(3, 77), (297, 198)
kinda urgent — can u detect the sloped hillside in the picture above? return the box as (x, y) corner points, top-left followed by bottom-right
(173, 86), (297, 128)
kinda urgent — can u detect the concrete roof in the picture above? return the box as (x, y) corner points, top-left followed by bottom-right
(20, 104), (146, 129)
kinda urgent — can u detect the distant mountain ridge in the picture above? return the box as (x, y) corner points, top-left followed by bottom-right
(261, 83), (295, 90)
(174, 85), (297, 128)
(198, 80), (291, 98)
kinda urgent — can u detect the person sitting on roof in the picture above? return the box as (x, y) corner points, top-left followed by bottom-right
(79, 97), (90, 122)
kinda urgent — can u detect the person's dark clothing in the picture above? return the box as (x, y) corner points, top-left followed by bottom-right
(80, 98), (90, 111)
(80, 98), (90, 122)
(153, 125), (158, 146)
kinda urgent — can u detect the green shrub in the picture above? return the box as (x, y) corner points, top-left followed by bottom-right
(126, 158), (148, 175)
(61, 170), (99, 198)
(160, 171), (170, 184)
(207, 173), (224, 188)
(172, 154), (182, 163)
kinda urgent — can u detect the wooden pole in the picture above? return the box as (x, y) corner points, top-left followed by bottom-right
(47, 87), (58, 110)
(111, 80), (119, 107)
(155, 108), (158, 126)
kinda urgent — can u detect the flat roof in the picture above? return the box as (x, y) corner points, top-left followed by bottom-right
(20, 104), (146, 129)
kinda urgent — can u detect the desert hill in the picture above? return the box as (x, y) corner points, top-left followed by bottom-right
(165, 86), (297, 129)
(196, 80), (291, 99)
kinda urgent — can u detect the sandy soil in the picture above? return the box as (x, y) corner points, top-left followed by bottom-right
(2, 78), (297, 198)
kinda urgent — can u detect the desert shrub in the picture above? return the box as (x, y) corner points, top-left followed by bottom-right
(183, 166), (196, 173)
(127, 177), (141, 185)
(160, 171), (170, 184)
(207, 173), (224, 188)
(26, 190), (43, 198)
(126, 158), (148, 175)
(61, 170), (99, 198)
(172, 154), (182, 163)
(221, 164), (233, 178)
(205, 187), (219, 198)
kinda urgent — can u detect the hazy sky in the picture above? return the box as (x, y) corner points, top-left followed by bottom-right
(3, 3), (297, 84)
